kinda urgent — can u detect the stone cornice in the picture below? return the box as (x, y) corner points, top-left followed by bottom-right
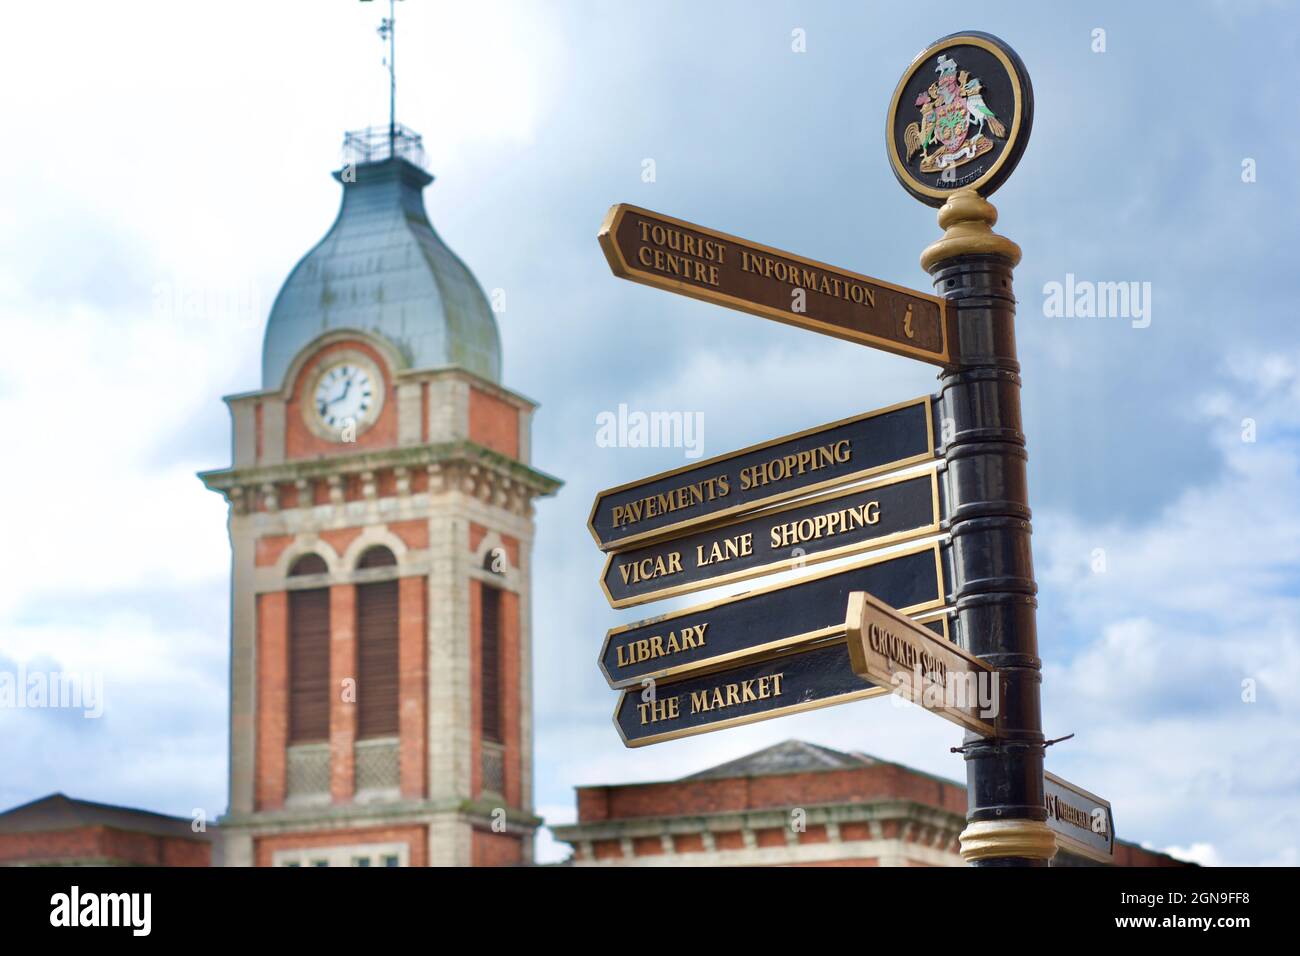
(551, 798), (963, 844)
(220, 798), (543, 835)
(198, 439), (561, 516)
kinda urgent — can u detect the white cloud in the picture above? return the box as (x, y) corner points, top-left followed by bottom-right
(1034, 349), (1300, 865)
(0, 601), (227, 817)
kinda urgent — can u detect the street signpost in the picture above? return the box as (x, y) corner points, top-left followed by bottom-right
(1044, 772), (1115, 864)
(599, 204), (952, 365)
(588, 396), (936, 551)
(589, 29), (1112, 866)
(890, 30), (1056, 868)
(599, 542), (945, 688)
(600, 468), (940, 608)
(614, 614), (949, 748)
(845, 590), (998, 737)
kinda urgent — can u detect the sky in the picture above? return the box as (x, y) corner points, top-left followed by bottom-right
(1, 0), (1298, 867)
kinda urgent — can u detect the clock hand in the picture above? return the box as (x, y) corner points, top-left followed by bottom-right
(323, 379), (352, 409)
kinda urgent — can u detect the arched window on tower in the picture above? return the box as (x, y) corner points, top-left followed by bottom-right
(478, 551), (506, 795)
(356, 546), (399, 739)
(480, 575), (503, 745)
(287, 553), (330, 744)
(289, 553), (328, 577)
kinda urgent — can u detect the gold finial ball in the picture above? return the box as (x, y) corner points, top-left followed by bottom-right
(920, 188), (1022, 272)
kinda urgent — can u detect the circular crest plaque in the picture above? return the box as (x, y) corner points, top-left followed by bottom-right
(886, 31), (1033, 206)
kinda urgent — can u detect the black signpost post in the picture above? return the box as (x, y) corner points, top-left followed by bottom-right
(889, 30), (1054, 867)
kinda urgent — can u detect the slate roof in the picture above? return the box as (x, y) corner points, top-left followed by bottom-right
(0, 793), (212, 842)
(682, 739), (881, 780)
(261, 148), (502, 390)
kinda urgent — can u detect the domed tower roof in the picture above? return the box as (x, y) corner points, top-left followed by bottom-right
(261, 127), (501, 390)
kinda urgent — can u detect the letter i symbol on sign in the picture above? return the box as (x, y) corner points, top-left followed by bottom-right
(903, 304), (915, 339)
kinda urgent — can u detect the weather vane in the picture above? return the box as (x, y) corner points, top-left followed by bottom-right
(363, 0), (403, 152)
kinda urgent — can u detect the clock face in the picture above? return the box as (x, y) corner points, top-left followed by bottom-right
(313, 362), (374, 434)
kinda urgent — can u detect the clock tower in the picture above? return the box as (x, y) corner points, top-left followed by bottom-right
(200, 126), (560, 866)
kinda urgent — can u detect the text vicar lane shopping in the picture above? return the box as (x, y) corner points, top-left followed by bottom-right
(615, 488), (877, 584)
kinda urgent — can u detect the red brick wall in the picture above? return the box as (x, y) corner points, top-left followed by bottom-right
(398, 576), (427, 799)
(468, 386), (519, 459)
(1114, 843), (1189, 867)
(799, 824), (830, 844)
(631, 835), (664, 856)
(256, 534), (293, 568)
(577, 788), (611, 823)
(0, 827), (211, 866)
(576, 764), (967, 822)
(255, 592), (288, 811)
(390, 518), (429, 550)
(673, 833), (705, 853)
(329, 584), (356, 803)
(254, 824), (427, 867)
(472, 830), (524, 867)
(320, 527), (362, 561)
(840, 822), (872, 841)
(714, 831), (744, 851)
(469, 523), (519, 568)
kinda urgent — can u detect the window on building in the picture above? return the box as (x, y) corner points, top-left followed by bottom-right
(289, 553), (328, 577)
(356, 546), (399, 739)
(480, 584), (502, 744)
(357, 545), (397, 570)
(273, 843), (408, 868)
(287, 556), (330, 744)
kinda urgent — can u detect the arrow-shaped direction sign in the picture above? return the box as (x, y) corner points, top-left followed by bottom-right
(1044, 772), (1115, 864)
(845, 590), (999, 737)
(599, 204), (951, 364)
(600, 541), (946, 688)
(589, 396), (937, 552)
(613, 614), (950, 748)
(601, 468), (940, 608)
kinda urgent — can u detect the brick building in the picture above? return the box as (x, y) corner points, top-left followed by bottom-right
(197, 126), (560, 866)
(0, 131), (1197, 872)
(552, 740), (1192, 867)
(0, 794), (214, 867)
